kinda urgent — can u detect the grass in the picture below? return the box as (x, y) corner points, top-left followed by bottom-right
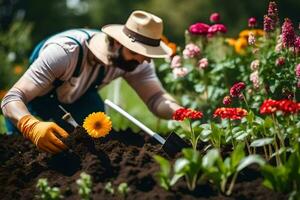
(100, 78), (169, 134)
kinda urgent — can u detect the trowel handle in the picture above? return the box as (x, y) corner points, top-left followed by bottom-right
(104, 99), (166, 145)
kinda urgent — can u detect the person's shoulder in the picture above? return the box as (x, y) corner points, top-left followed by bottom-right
(127, 61), (155, 76)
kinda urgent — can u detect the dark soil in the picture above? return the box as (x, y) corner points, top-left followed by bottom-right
(0, 128), (288, 200)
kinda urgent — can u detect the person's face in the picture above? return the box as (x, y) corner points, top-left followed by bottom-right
(111, 46), (151, 72)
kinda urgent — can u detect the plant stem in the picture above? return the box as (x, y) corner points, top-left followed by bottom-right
(272, 114), (286, 163)
(245, 139), (252, 154)
(226, 172), (238, 196)
(228, 119), (235, 148)
(189, 120), (196, 151)
(263, 145), (269, 160)
(242, 93), (250, 111)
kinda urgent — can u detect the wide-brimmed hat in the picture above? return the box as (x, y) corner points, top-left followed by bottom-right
(99, 10), (172, 58)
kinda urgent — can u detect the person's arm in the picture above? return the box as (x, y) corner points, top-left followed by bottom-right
(123, 61), (182, 119)
(1, 44), (71, 153)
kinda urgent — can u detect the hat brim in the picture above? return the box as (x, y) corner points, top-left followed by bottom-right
(102, 24), (172, 58)
(85, 33), (110, 65)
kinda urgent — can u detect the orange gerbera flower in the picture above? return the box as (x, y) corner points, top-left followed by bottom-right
(83, 112), (112, 138)
(234, 37), (248, 55)
(225, 38), (236, 46)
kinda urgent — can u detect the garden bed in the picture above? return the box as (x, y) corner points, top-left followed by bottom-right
(0, 128), (287, 200)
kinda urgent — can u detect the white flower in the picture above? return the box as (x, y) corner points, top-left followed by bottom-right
(250, 70), (260, 89)
(248, 32), (256, 45)
(250, 59), (260, 71)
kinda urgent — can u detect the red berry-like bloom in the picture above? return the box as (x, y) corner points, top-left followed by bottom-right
(248, 17), (257, 28)
(264, 15), (274, 32)
(213, 107), (248, 120)
(210, 13), (221, 23)
(188, 23), (210, 35)
(260, 99), (278, 114)
(230, 82), (246, 97)
(173, 108), (203, 121)
(295, 36), (300, 48)
(275, 57), (285, 66)
(282, 18), (296, 48)
(223, 96), (232, 105)
(268, 1), (279, 27)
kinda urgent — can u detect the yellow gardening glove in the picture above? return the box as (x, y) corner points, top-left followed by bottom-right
(17, 115), (69, 154)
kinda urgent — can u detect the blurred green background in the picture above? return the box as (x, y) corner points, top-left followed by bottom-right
(0, 0), (299, 134)
(2, 0), (299, 45)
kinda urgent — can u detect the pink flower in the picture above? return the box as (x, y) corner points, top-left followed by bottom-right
(172, 67), (188, 78)
(210, 12), (221, 23)
(223, 96), (232, 105)
(171, 55), (182, 68)
(188, 23), (210, 35)
(183, 43), (200, 58)
(275, 57), (285, 66)
(207, 24), (227, 37)
(250, 59), (260, 71)
(198, 58), (209, 69)
(281, 18), (296, 48)
(248, 17), (257, 28)
(296, 64), (300, 78)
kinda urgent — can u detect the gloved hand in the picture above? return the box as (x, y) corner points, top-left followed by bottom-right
(17, 115), (69, 154)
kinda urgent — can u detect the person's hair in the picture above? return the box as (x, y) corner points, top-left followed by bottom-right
(105, 35), (115, 51)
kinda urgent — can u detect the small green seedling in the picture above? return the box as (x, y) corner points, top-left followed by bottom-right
(76, 172), (92, 200)
(36, 178), (62, 200)
(104, 182), (114, 194)
(117, 182), (130, 197)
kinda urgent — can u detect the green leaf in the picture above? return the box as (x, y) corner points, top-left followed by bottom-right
(174, 158), (189, 173)
(250, 138), (274, 147)
(264, 117), (273, 128)
(170, 173), (184, 186)
(231, 143), (245, 168)
(246, 111), (254, 124)
(194, 83), (205, 93)
(202, 149), (220, 168)
(154, 155), (171, 175)
(237, 155), (266, 172)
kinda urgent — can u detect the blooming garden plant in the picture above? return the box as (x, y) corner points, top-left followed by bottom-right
(154, 1), (300, 198)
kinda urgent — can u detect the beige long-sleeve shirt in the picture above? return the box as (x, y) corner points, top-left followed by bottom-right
(1, 29), (180, 122)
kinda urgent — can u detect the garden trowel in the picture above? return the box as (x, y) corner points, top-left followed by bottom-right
(104, 99), (189, 158)
(58, 105), (79, 128)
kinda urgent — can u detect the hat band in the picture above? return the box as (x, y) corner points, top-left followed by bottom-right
(123, 26), (160, 47)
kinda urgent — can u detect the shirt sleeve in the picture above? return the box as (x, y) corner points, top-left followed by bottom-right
(23, 43), (71, 89)
(123, 61), (181, 119)
(1, 44), (71, 108)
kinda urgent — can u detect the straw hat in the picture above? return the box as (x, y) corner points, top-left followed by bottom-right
(88, 10), (172, 59)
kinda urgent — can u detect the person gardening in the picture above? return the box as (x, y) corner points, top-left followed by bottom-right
(1, 10), (182, 154)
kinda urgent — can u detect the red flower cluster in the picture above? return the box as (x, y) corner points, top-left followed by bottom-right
(260, 99), (299, 115)
(230, 82), (246, 97)
(173, 108), (203, 121)
(213, 107), (248, 120)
